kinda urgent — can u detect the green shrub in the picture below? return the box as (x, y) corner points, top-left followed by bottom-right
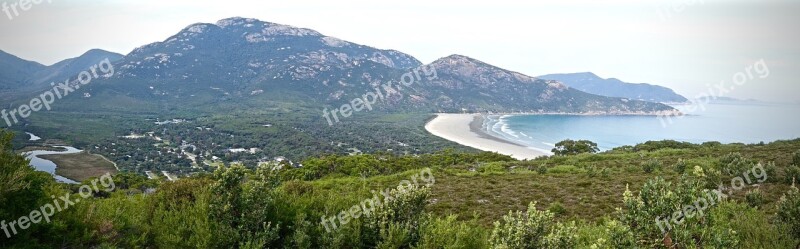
(586, 219), (636, 249)
(673, 159), (687, 174)
(786, 165), (800, 185)
(641, 159), (661, 173)
(777, 186), (800, 243)
(547, 202), (567, 216)
(489, 202), (577, 248)
(586, 165), (598, 178)
(712, 201), (794, 249)
(361, 185), (430, 248)
(719, 153), (753, 177)
(478, 162), (506, 174)
(415, 215), (488, 249)
(600, 167), (611, 178)
(617, 177), (738, 248)
(794, 150), (800, 166)
(209, 164), (281, 248)
(745, 188), (764, 208)
(281, 180), (314, 195)
(537, 165), (548, 175)
(764, 162), (778, 183)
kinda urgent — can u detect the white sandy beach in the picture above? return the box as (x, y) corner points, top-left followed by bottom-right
(425, 114), (546, 160)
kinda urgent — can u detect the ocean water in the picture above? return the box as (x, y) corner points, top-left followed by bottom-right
(484, 102), (800, 153)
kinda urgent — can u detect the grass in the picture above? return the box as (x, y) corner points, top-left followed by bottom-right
(42, 151), (118, 181)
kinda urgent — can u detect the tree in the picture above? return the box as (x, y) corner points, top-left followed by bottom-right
(0, 130), (32, 200)
(0, 130), (55, 247)
(551, 139), (599, 156)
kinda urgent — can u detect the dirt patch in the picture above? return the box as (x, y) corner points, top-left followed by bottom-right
(40, 152), (118, 182)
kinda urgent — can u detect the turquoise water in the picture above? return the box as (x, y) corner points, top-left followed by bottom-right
(484, 102), (800, 153)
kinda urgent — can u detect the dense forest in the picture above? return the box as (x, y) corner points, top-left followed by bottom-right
(2, 129), (800, 248)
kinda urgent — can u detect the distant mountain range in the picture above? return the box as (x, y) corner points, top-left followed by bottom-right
(0, 50), (45, 91)
(1, 17), (677, 115)
(31, 49), (124, 86)
(538, 72), (688, 103)
(0, 49), (122, 100)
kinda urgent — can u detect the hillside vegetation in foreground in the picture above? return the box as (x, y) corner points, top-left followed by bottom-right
(2, 129), (800, 248)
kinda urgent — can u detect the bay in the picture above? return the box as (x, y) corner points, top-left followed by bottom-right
(485, 101), (800, 153)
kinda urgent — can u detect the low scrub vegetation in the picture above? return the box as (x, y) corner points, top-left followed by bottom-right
(2, 131), (800, 248)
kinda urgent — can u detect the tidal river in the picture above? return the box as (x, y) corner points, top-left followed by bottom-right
(23, 132), (81, 184)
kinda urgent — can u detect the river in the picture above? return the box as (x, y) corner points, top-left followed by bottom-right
(22, 132), (81, 184)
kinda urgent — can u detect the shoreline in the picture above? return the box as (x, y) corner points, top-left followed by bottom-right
(468, 110), (683, 117)
(425, 113), (547, 160)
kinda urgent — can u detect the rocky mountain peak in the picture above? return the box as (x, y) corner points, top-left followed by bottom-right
(429, 54), (538, 85)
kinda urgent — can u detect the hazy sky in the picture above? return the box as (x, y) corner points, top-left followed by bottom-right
(1, 0), (798, 102)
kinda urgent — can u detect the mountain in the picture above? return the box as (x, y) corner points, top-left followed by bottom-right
(31, 49), (123, 85)
(0, 49), (123, 97)
(538, 72), (688, 103)
(11, 17), (676, 115)
(419, 55), (674, 113)
(0, 50), (45, 91)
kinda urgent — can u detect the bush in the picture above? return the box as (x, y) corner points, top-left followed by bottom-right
(794, 150), (800, 166)
(617, 177), (738, 248)
(719, 153), (753, 176)
(786, 165), (800, 185)
(764, 162), (778, 183)
(361, 185), (430, 248)
(478, 162), (506, 174)
(489, 202), (577, 248)
(641, 159), (661, 173)
(547, 202), (567, 216)
(586, 165), (598, 178)
(712, 201), (793, 249)
(777, 186), (800, 245)
(537, 164), (548, 175)
(745, 188), (764, 208)
(600, 167), (611, 178)
(415, 215), (488, 249)
(209, 165), (281, 248)
(673, 159), (687, 174)
(586, 219), (636, 249)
